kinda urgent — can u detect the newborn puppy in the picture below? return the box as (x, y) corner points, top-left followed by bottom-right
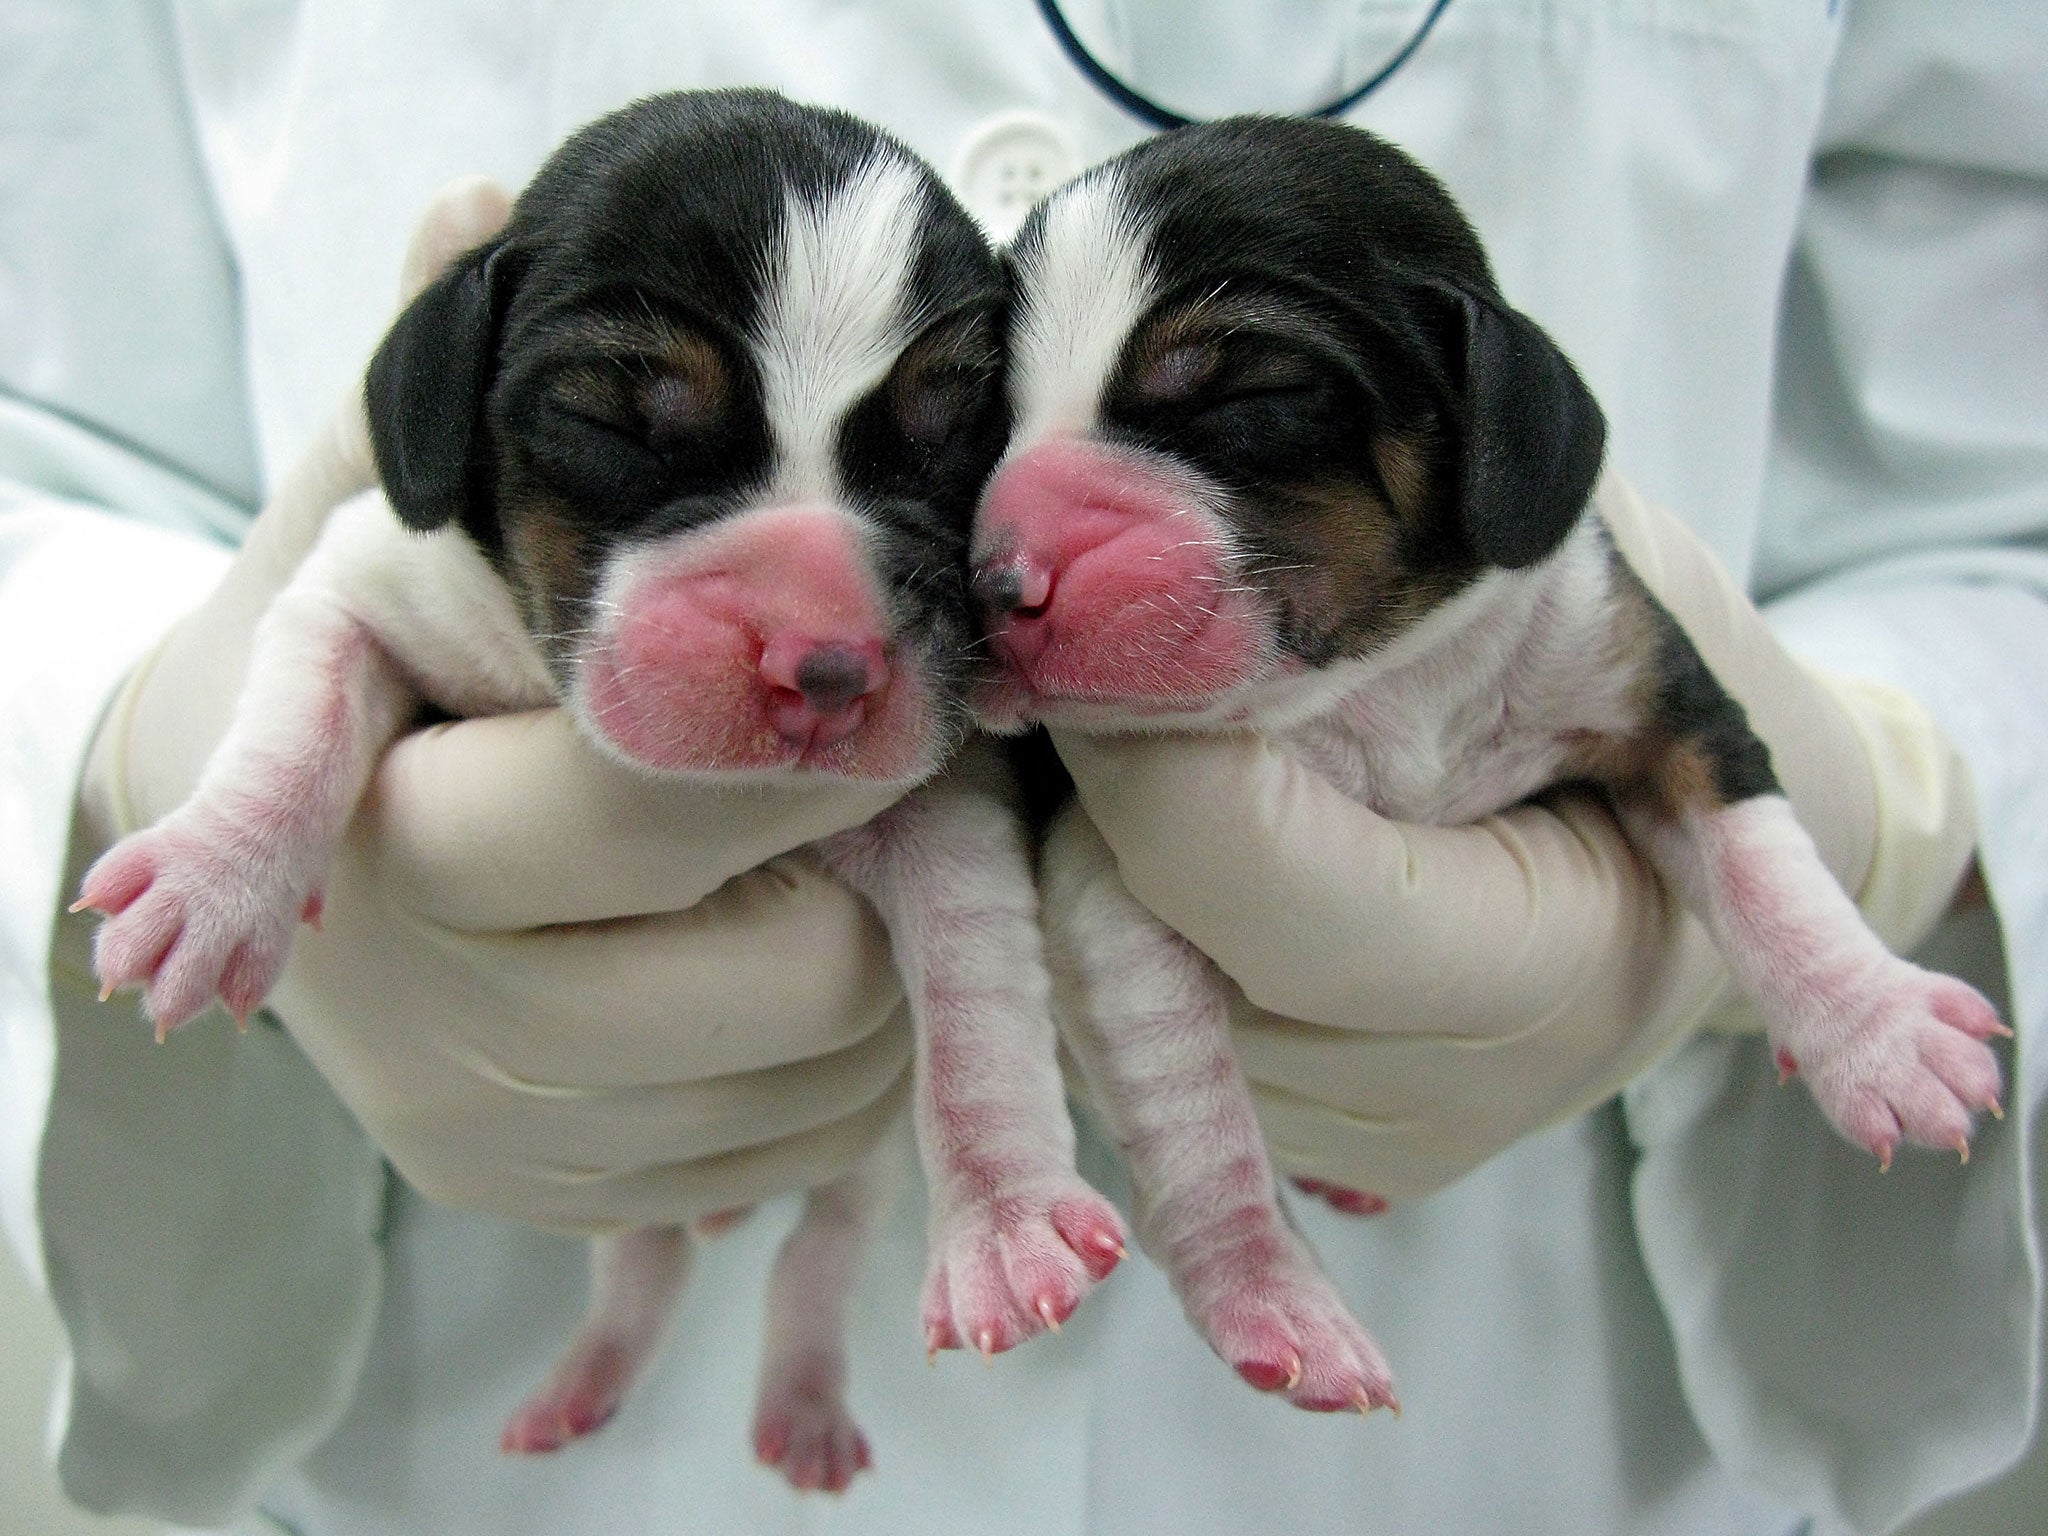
(76, 90), (1123, 1490)
(975, 117), (2007, 1414)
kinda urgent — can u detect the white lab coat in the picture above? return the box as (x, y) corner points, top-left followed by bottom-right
(2, 2), (2043, 1532)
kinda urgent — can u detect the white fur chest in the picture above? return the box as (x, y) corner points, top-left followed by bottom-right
(1285, 672), (1580, 826)
(1276, 522), (1635, 826)
(312, 490), (557, 719)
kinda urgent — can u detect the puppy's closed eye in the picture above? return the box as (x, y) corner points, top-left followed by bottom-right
(1126, 323), (1321, 414)
(886, 314), (999, 446)
(636, 365), (724, 450)
(530, 337), (739, 508)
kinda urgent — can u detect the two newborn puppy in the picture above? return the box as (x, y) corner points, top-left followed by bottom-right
(79, 90), (2005, 1488)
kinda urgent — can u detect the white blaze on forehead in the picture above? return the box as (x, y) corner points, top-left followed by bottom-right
(755, 153), (926, 501)
(1008, 167), (1156, 448)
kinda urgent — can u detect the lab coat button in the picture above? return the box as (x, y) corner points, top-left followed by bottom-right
(951, 112), (1081, 239)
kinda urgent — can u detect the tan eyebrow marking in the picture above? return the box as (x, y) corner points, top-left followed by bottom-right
(546, 316), (732, 435)
(1117, 288), (1317, 404)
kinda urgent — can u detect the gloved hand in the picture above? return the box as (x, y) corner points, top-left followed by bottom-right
(77, 180), (913, 1235)
(1053, 471), (1981, 1202)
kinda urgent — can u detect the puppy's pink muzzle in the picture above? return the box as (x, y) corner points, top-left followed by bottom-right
(971, 440), (1265, 714)
(581, 504), (928, 778)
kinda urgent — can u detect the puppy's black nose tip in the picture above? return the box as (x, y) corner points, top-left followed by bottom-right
(973, 559), (1055, 619)
(972, 564), (1026, 615)
(793, 647), (874, 714)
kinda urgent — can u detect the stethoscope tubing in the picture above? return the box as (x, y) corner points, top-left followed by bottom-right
(1032, 0), (1458, 129)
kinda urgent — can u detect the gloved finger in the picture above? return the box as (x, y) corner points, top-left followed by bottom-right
(273, 853), (912, 1233)
(214, 175), (513, 601)
(400, 862), (901, 1086)
(359, 709), (906, 929)
(399, 176), (511, 301)
(1237, 932), (1722, 1203)
(385, 1053), (913, 1238)
(475, 1074), (912, 1238)
(383, 1014), (912, 1212)
(1252, 1082), (1478, 1206)
(1056, 727), (1691, 1037)
(276, 851), (903, 1093)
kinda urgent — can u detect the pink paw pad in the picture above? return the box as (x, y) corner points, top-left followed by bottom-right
(75, 816), (308, 1038)
(752, 1362), (871, 1494)
(1185, 1222), (1397, 1414)
(922, 1183), (1125, 1359)
(1790, 962), (2007, 1169)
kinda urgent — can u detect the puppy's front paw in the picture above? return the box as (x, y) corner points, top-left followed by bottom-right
(752, 1349), (871, 1494)
(1782, 959), (2007, 1168)
(1178, 1212), (1397, 1414)
(922, 1178), (1125, 1358)
(74, 810), (320, 1038)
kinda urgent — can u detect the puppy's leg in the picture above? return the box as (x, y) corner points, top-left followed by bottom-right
(500, 1225), (692, 1454)
(750, 1139), (900, 1493)
(1623, 788), (2005, 1167)
(76, 566), (417, 1036)
(1590, 564), (2004, 1165)
(1042, 806), (1398, 1414)
(821, 758), (1126, 1361)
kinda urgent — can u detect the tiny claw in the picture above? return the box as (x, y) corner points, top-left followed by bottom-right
(1327, 1188), (1389, 1217)
(1956, 1137), (1971, 1166)
(99, 980), (116, 1003)
(977, 1330), (995, 1364)
(1989, 1098), (2005, 1122)
(693, 1204), (753, 1238)
(926, 1346), (938, 1368)
(1284, 1353), (1303, 1392)
(154, 1018), (172, 1045)
(1350, 1386), (1375, 1416)
(1113, 1244), (1130, 1263)
(1388, 1397), (1402, 1421)
(67, 896), (94, 915)
(1878, 1143), (1894, 1173)
(1036, 1297), (1062, 1333)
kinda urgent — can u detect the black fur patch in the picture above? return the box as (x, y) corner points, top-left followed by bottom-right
(1605, 543), (1781, 806)
(364, 242), (509, 554)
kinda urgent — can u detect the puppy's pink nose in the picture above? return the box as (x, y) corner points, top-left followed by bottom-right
(972, 558), (1057, 669)
(759, 636), (890, 749)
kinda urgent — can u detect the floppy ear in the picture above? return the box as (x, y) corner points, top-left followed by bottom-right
(364, 240), (507, 531)
(1444, 289), (1607, 569)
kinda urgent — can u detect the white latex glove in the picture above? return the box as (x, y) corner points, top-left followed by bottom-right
(1054, 472), (1981, 1201)
(78, 180), (913, 1235)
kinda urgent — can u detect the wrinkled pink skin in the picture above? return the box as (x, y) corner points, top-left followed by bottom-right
(579, 503), (934, 782)
(971, 440), (1273, 733)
